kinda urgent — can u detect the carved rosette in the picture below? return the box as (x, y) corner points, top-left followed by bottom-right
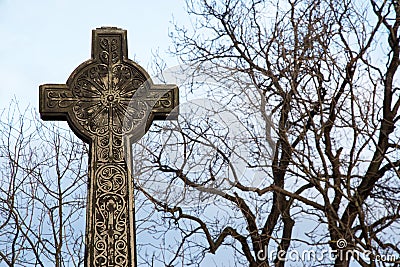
(70, 36), (150, 162)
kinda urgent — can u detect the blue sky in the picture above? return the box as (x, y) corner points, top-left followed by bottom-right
(0, 0), (187, 109)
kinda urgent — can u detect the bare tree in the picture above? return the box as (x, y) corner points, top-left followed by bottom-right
(0, 102), (87, 267)
(132, 0), (400, 266)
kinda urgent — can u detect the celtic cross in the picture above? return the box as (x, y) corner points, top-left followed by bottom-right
(39, 27), (178, 267)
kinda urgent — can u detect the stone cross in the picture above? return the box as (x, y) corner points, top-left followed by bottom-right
(39, 27), (178, 267)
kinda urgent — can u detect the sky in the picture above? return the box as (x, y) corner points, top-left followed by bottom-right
(0, 0), (188, 109)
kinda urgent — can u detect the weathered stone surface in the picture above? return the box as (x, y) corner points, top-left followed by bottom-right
(39, 27), (178, 267)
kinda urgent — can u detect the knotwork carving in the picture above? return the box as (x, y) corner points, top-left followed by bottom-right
(94, 164), (128, 267)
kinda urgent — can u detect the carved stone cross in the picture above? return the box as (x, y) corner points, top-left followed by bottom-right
(39, 27), (178, 267)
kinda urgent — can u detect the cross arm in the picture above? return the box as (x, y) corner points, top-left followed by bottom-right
(39, 84), (76, 121)
(150, 84), (179, 120)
